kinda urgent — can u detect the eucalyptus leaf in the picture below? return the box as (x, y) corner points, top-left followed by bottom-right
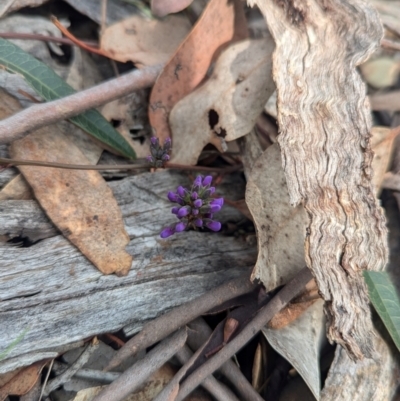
(0, 38), (136, 159)
(364, 271), (400, 352)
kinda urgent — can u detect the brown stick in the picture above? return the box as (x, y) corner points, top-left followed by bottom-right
(187, 318), (265, 401)
(0, 64), (162, 144)
(92, 329), (187, 401)
(175, 268), (313, 401)
(104, 271), (256, 371)
(0, 32), (97, 47)
(0, 157), (242, 173)
(175, 345), (241, 401)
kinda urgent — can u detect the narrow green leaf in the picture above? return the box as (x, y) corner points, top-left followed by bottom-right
(364, 270), (400, 352)
(0, 327), (29, 361)
(0, 38), (136, 160)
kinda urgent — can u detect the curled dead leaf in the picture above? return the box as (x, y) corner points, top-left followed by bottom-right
(170, 38), (275, 164)
(245, 143), (307, 291)
(0, 359), (48, 400)
(100, 15), (191, 67)
(149, 0), (247, 144)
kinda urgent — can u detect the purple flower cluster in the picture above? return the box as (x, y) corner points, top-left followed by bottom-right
(160, 175), (224, 238)
(146, 137), (171, 168)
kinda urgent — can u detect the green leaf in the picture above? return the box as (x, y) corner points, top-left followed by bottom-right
(0, 38), (136, 160)
(364, 270), (400, 352)
(0, 327), (29, 361)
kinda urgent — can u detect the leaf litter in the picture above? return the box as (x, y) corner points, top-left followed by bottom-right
(0, 0), (400, 400)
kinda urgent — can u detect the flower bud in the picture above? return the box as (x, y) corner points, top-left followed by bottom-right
(202, 176), (213, 186)
(206, 221), (221, 232)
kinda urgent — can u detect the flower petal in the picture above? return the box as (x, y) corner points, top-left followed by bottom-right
(206, 221), (221, 232)
(178, 206), (191, 217)
(202, 176), (213, 186)
(193, 199), (203, 208)
(177, 186), (186, 197)
(167, 191), (179, 202)
(160, 227), (175, 238)
(175, 222), (187, 232)
(210, 204), (221, 213)
(194, 218), (203, 227)
(210, 197), (224, 206)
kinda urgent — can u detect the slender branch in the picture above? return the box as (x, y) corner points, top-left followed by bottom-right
(0, 64), (162, 144)
(0, 32), (97, 47)
(381, 38), (400, 52)
(187, 318), (265, 401)
(176, 345), (241, 401)
(175, 268), (313, 401)
(44, 338), (99, 396)
(92, 329), (187, 401)
(0, 157), (242, 173)
(104, 271), (256, 371)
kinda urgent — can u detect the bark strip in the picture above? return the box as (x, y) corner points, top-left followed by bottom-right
(249, 0), (388, 359)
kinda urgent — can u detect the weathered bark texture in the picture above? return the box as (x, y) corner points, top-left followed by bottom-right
(0, 171), (256, 374)
(248, 0), (388, 359)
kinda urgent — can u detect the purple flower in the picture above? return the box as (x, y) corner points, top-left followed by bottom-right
(160, 227), (175, 238)
(147, 137), (172, 168)
(202, 176), (213, 186)
(168, 191), (179, 202)
(206, 221), (221, 232)
(193, 176), (202, 187)
(176, 186), (185, 197)
(193, 199), (203, 208)
(175, 222), (186, 232)
(210, 204), (221, 213)
(160, 175), (224, 238)
(177, 206), (191, 217)
(210, 198), (224, 206)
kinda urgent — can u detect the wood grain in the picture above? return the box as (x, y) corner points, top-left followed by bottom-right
(0, 170), (256, 373)
(249, 0), (388, 359)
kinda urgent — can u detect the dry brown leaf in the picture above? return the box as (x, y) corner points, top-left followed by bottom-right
(0, 175), (32, 201)
(149, 0), (247, 144)
(169, 38), (275, 164)
(246, 143), (307, 291)
(100, 15), (191, 67)
(10, 130), (132, 276)
(250, 0), (388, 360)
(0, 360), (47, 400)
(151, 0), (194, 18)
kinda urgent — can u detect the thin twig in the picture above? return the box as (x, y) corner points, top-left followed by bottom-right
(0, 157), (242, 173)
(174, 268), (313, 401)
(52, 361), (120, 384)
(39, 359), (54, 401)
(92, 329), (187, 401)
(44, 338), (99, 397)
(0, 32), (97, 47)
(105, 271), (256, 371)
(176, 345), (241, 401)
(104, 333), (125, 348)
(0, 64), (162, 144)
(51, 17), (111, 57)
(187, 318), (265, 401)
(381, 38), (400, 51)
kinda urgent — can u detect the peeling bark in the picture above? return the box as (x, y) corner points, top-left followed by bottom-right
(249, 0), (388, 359)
